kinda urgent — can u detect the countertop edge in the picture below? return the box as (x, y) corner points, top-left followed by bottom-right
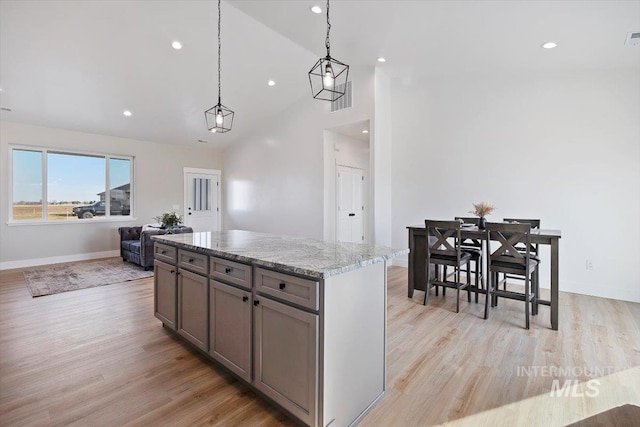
(152, 235), (409, 279)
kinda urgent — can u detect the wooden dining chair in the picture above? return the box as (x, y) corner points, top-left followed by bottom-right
(424, 220), (472, 313)
(501, 218), (541, 300)
(484, 222), (540, 329)
(454, 217), (483, 303)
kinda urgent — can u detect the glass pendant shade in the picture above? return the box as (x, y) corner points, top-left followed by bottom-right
(205, 102), (234, 133)
(309, 56), (349, 101)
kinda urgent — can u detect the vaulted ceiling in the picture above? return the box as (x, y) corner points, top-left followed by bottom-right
(1, 1), (638, 149)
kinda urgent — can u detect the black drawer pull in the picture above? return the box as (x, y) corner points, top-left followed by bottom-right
(253, 300), (260, 306)
(170, 270), (175, 274)
(161, 250), (167, 255)
(242, 296), (248, 302)
(279, 282), (286, 290)
(349, 213), (355, 217)
(188, 258), (194, 263)
(225, 267), (232, 273)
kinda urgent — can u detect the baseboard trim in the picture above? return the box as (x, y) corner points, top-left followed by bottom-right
(0, 250), (120, 270)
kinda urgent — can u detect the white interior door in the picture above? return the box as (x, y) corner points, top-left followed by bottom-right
(336, 165), (364, 243)
(184, 169), (220, 232)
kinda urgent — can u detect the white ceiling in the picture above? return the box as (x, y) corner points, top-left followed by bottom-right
(1, 1), (638, 149)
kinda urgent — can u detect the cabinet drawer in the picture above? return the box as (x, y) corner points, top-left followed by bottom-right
(210, 257), (252, 290)
(255, 268), (319, 311)
(155, 243), (177, 264)
(177, 249), (209, 275)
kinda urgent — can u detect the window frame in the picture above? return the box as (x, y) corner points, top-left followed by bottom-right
(7, 144), (135, 225)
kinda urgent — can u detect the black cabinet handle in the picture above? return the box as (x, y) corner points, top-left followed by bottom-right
(188, 258), (194, 263)
(170, 270), (175, 274)
(242, 296), (248, 302)
(161, 250), (167, 254)
(349, 213), (355, 217)
(279, 282), (286, 290)
(253, 300), (260, 306)
(225, 267), (232, 273)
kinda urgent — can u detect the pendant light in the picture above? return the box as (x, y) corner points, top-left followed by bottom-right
(308, 0), (349, 102)
(205, 0), (234, 133)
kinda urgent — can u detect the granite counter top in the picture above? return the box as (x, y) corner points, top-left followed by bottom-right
(152, 230), (408, 279)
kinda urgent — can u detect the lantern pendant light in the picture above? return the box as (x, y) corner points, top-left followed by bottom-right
(205, 0), (234, 133)
(308, 0), (349, 102)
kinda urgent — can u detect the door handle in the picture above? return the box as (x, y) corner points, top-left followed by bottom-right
(253, 300), (260, 306)
(279, 282), (286, 290)
(348, 213), (355, 217)
(225, 267), (232, 273)
(188, 212), (192, 215)
(242, 296), (248, 302)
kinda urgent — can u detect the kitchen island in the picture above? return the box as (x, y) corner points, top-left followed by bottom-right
(151, 230), (406, 427)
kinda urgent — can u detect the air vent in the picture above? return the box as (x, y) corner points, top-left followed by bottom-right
(625, 32), (640, 46)
(331, 81), (352, 112)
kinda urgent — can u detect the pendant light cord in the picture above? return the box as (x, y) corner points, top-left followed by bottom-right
(217, 0), (222, 104)
(325, 0), (331, 57)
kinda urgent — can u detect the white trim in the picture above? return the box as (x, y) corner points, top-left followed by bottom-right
(183, 167), (222, 231)
(6, 217), (138, 227)
(0, 250), (120, 271)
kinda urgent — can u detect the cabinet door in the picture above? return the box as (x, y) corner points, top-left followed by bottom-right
(254, 297), (318, 427)
(209, 281), (252, 382)
(177, 269), (209, 351)
(154, 260), (177, 330)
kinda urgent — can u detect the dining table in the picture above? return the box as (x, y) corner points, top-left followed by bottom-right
(406, 224), (562, 330)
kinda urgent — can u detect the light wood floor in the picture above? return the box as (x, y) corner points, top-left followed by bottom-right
(1, 262), (638, 426)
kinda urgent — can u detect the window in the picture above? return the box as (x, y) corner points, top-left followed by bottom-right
(10, 146), (133, 222)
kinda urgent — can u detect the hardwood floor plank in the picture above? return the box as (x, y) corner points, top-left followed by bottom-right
(1, 262), (638, 426)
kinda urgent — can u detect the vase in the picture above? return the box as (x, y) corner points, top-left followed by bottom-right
(478, 217), (487, 230)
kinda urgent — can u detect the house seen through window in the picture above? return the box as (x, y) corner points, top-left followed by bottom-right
(11, 147), (133, 221)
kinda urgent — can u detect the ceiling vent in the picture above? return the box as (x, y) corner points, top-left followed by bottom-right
(625, 32), (640, 46)
(331, 81), (353, 112)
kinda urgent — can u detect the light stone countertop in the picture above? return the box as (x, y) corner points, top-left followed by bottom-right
(152, 229), (408, 279)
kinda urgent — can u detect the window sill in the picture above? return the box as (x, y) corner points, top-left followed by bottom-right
(6, 216), (138, 227)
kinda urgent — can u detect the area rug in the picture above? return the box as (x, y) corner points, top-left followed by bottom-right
(23, 259), (153, 297)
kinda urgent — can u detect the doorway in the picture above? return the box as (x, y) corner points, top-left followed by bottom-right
(323, 120), (370, 243)
(183, 167), (221, 232)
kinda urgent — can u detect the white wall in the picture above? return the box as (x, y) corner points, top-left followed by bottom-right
(223, 66), (375, 240)
(0, 121), (222, 268)
(323, 130), (370, 242)
(373, 68), (393, 247)
(391, 69), (640, 302)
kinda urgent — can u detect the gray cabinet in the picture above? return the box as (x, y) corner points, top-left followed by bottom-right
(177, 268), (209, 351)
(253, 296), (318, 427)
(209, 280), (252, 382)
(154, 260), (177, 330)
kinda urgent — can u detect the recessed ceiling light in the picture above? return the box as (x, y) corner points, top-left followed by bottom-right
(123, 110), (132, 117)
(311, 6), (322, 14)
(377, 57), (386, 63)
(362, 130), (369, 134)
(172, 41), (182, 50)
(541, 42), (557, 49)
(267, 80), (276, 86)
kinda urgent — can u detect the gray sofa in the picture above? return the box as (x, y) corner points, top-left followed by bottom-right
(118, 226), (193, 270)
